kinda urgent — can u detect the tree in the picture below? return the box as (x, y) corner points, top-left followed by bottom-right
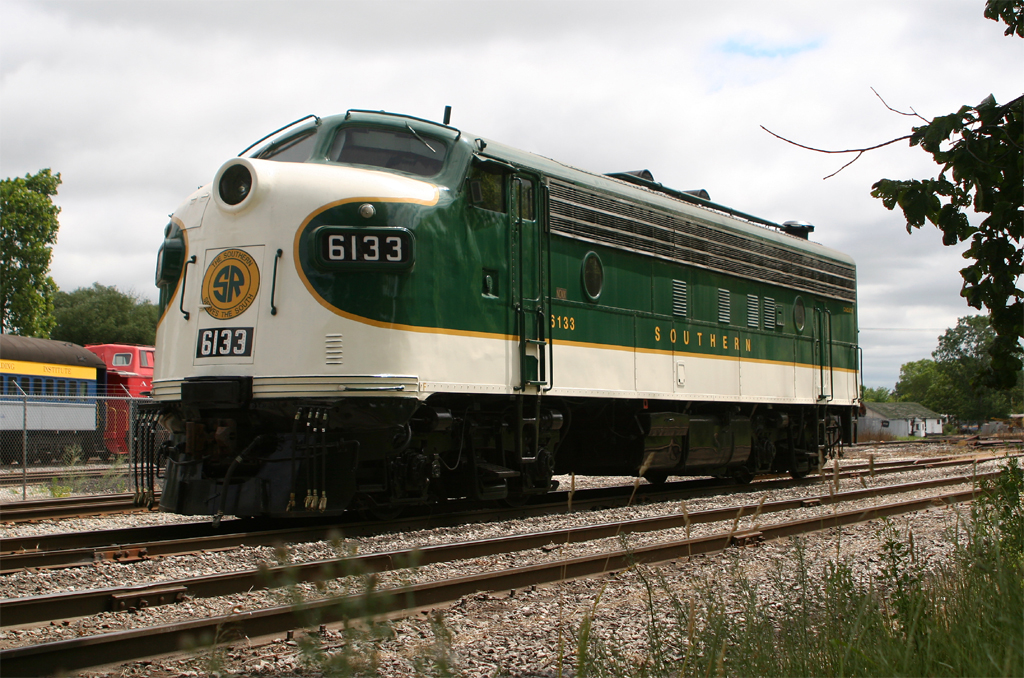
(51, 284), (159, 346)
(893, 359), (945, 408)
(0, 169), (61, 337)
(861, 385), (893, 402)
(894, 316), (1020, 423)
(930, 315), (1020, 421)
(872, 1), (1023, 389)
(763, 2), (1022, 389)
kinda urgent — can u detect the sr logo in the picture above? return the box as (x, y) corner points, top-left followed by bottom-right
(201, 248), (261, 319)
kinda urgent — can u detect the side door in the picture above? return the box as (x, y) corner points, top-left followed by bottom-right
(813, 304), (834, 402)
(509, 172), (548, 391)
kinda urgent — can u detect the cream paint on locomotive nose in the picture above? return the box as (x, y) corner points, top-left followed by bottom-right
(192, 245), (266, 366)
(154, 160), (443, 394)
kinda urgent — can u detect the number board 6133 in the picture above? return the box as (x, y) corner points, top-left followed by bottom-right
(196, 327), (253, 358)
(315, 227), (414, 269)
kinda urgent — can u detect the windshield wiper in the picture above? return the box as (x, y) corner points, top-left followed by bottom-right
(405, 123), (436, 154)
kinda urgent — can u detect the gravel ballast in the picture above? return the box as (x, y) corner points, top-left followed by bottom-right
(0, 443), (1016, 676)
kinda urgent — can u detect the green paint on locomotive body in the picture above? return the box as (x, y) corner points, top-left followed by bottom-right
(214, 111), (859, 371)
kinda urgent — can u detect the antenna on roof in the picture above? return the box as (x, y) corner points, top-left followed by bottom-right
(443, 106), (452, 126)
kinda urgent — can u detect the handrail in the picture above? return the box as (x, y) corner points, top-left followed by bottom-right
(238, 114), (321, 157)
(179, 256), (197, 320)
(814, 308), (834, 403)
(543, 182), (554, 393)
(270, 249), (283, 315)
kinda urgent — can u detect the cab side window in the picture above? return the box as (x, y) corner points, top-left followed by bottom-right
(468, 165), (506, 213)
(517, 178), (535, 221)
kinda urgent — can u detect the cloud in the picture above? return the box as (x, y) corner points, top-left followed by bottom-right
(2, 0), (1019, 388)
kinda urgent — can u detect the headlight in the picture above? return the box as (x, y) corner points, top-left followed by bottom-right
(219, 164), (253, 205)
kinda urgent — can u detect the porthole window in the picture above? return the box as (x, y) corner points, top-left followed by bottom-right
(581, 252), (604, 301)
(793, 296), (806, 331)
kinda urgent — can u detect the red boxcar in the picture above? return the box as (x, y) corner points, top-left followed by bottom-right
(85, 344), (155, 455)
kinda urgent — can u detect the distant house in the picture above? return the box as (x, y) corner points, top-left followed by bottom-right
(859, 402), (944, 439)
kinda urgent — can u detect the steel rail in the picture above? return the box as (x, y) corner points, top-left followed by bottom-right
(0, 494), (157, 522)
(0, 468), (124, 487)
(0, 454), (1007, 572)
(0, 449), (1000, 524)
(0, 486), (981, 677)
(850, 436), (1021, 448)
(1, 471), (996, 628)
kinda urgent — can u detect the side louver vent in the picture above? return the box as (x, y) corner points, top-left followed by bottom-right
(764, 298), (776, 329)
(747, 294), (760, 328)
(718, 289), (731, 324)
(547, 179), (856, 303)
(325, 334), (343, 365)
(672, 280), (687, 317)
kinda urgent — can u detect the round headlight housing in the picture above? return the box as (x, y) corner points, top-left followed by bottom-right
(219, 164), (253, 205)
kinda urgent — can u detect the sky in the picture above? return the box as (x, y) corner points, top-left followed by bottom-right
(1, 0), (1021, 388)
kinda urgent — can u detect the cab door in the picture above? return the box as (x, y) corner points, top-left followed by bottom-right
(509, 173), (548, 391)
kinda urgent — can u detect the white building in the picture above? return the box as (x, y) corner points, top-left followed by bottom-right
(859, 402), (944, 439)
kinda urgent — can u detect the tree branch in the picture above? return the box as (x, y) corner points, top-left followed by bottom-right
(822, 152), (864, 180)
(759, 127), (913, 155)
(871, 87), (930, 122)
(760, 126), (913, 178)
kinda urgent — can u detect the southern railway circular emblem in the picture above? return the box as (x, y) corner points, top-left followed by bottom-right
(201, 249), (260, 319)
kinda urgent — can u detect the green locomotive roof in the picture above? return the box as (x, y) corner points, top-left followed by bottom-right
(468, 134), (856, 270)
(262, 110), (856, 273)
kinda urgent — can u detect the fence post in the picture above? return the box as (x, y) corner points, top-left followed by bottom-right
(129, 396), (138, 500)
(19, 384), (28, 500)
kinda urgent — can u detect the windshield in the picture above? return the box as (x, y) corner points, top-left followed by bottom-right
(329, 127), (448, 177)
(255, 129), (318, 163)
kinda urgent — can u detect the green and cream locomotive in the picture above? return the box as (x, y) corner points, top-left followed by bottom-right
(150, 110), (859, 519)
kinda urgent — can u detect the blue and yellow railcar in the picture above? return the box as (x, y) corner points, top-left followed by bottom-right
(0, 335), (108, 462)
(150, 110), (860, 518)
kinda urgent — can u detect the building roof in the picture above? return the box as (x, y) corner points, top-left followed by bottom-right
(862, 402), (943, 420)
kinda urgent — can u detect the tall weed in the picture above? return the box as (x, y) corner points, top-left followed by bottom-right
(573, 462), (1024, 677)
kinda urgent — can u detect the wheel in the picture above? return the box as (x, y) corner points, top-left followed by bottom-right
(359, 503), (403, 521)
(643, 470), (669, 485)
(731, 468), (754, 484)
(500, 493), (530, 508)
(790, 469), (809, 480)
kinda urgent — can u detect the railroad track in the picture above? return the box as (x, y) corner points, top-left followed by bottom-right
(0, 473), (990, 676)
(0, 492), (159, 523)
(0, 448), (1002, 524)
(0, 452), (1008, 573)
(0, 466), (127, 488)
(850, 435), (1022, 447)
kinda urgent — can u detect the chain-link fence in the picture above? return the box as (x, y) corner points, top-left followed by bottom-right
(0, 393), (166, 502)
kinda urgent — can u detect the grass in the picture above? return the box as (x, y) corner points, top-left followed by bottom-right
(572, 460), (1024, 678)
(47, 444), (84, 497)
(856, 429), (897, 443)
(182, 462), (1023, 676)
(45, 446), (130, 498)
